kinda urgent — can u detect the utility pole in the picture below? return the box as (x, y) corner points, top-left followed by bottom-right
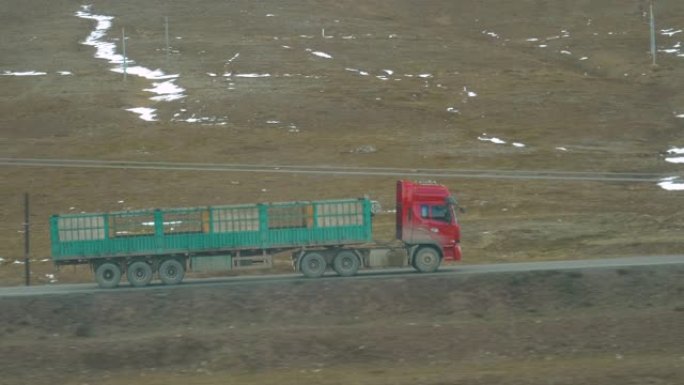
(23, 193), (30, 286)
(165, 16), (170, 62)
(122, 28), (128, 79)
(649, 0), (657, 66)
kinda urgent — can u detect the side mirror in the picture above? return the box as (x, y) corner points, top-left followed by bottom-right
(370, 200), (382, 215)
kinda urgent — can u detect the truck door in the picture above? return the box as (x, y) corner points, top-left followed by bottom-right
(411, 203), (459, 257)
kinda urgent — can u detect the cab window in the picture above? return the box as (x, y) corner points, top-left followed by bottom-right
(431, 205), (448, 221)
(419, 204), (451, 223)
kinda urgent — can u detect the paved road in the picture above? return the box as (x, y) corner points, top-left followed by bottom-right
(1, 157), (677, 183)
(0, 255), (681, 298)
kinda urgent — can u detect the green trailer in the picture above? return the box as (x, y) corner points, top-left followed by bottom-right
(51, 198), (372, 288)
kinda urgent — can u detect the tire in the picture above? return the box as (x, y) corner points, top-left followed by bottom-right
(413, 247), (441, 273)
(95, 262), (122, 289)
(333, 250), (360, 277)
(300, 252), (327, 278)
(158, 259), (185, 285)
(126, 261), (153, 287)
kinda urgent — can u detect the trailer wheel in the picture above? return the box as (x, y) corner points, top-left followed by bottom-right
(413, 247), (441, 273)
(333, 250), (360, 277)
(300, 252), (327, 278)
(95, 262), (122, 289)
(159, 259), (185, 285)
(126, 261), (153, 287)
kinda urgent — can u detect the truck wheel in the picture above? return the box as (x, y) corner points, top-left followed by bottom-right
(126, 261), (153, 287)
(95, 262), (122, 289)
(413, 247), (441, 273)
(333, 251), (360, 277)
(300, 252), (327, 278)
(159, 259), (185, 285)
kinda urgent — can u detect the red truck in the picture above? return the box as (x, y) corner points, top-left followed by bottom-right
(51, 180), (462, 287)
(294, 179), (462, 278)
(394, 179), (462, 269)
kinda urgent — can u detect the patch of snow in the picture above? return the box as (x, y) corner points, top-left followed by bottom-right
(76, 6), (186, 104)
(538, 44), (548, 48)
(526, 38), (539, 42)
(110, 66), (178, 80)
(146, 80), (186, 102)
(556, 147), (568, 151)
(226, 53), (240, 63)
(266, 13), (276, 17)
(658, 177), (684, 191)
(266, 120), (280, 124)
(665, 147), (684, 163)
(418, 74), (432, 78)
(464, 87), (477, 97)
(13, 260), (25, 265)
(512, 142), (526, 148)
(446, 107), (460, 113)
(482, 30), (499, 39)
(579, 56), (589, 61)
(75, 7), (121, 63)
(345, 68), (369, 76)
(126, 107), (158, 122)
(309, 50), (333, 59)
(661, 28), (683, 37)
(382, 69), (394, 75)
(57, 71), (73, 75)
(172, 113), (227, 125)
(235, 73), (271, 78)
(478, 135), (506, 145)
(560, 50), (572, 55)
(207, 72), (217, 77)
(2, 70), (47, 76)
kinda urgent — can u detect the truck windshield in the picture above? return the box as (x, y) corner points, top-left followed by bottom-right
(431, 205), (451, 223)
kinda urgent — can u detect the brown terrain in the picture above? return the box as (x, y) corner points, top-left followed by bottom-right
(1, 0), (684, 383)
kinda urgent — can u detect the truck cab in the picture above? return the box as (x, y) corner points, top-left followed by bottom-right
(396, 180), (462, 269)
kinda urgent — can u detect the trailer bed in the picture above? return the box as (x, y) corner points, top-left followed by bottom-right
(51, 198), (372, 262)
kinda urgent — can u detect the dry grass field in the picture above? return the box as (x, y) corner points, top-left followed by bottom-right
(1, 0), (684, 383)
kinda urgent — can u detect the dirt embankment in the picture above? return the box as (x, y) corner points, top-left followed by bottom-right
(1, 265), (683, 385)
